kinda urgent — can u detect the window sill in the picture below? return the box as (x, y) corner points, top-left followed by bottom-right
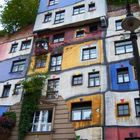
(54, 21), (64, 25)
(10, 71), (24, 74)
(88, 8), (96, 12)
(117, 82), (130, 84)
(72, 12), (85, 16)
(9, 52), (16, 54)
(88, 85), (100, 88)
(28, 130), (55, 135)
(72, 84), (83, 86)
(0, 96), (9, 98)
(19, 48), (30, 51)
(115, 52), (133, 55)
(71, 119), (92, 122)
(117, 114), (130, 117)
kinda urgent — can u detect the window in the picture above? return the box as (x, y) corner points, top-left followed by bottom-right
(115, 19), (123, 30)
(73, 5), (85, 15)
(21, 40), (31, 50)
(76, 30), (84, 38)
(88, 3), (95, 11)
(115, 40), (133, 54)
(117, 103), (130, 116)
(50, 55), (62, 71)
(2, 85), (11, 97)
(53, 33), (64, 43)
(71, 101), (92, 121)
(44, 13), (52, 22)
(11, 59), (26, 72)
(49, 0), (59, 5)
(117, 67), (130, 83)
(35, 59), (46, 68)
(36, 38), (49, 50)
(72, 75), (83, 86)
(82, 47), (97, 60)
(88, 72), (100, 87)
(13, 84), (22, 95)
(54, 10), (65, 24)
(135, 98), (140, 117)
(89, 24), (98, 32)
(10, 43), (18, 53)
(47, 79), (59, 98)
(31, 110), (53, 132)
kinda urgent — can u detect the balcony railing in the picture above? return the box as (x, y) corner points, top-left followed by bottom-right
(46, 91), (58, 99)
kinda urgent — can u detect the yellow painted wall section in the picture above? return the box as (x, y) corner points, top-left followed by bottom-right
(66, 94), (103, 130)
(28, 54), (50, 75)
(62, 40), (103, 70)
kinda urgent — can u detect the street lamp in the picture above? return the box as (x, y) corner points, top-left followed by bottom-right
(121, 1), (140, 96)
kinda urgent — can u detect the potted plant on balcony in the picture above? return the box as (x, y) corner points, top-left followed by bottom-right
(34, 38), (49, 56)
(0, 112), (16, 140)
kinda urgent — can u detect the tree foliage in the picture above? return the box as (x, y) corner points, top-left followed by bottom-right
(0, 0), (39, 33)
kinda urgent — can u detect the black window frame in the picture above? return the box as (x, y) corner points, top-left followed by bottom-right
(35, 59), (46, 68)
(88, 3), (96, 11)
(2, 85), (11, 97)
(11, 59), (26, 73)
(135, 98), (140, 117)
(47, 79), (59, 99)
(53, 33), (64, 43)
(72, 75), (83, 86)
(88, 72), (100, 87)
(9, 43), (18, 53)
(115, 19), (123, 31)
(44, 13), (52, 22)
(115, 40), (133, 55)
(50, 55), (62, 72)
(76, 30), (84, 38)
(71, 101), (92, 121)
(13, 84), (22, 95)
(73, 5), (85, 15)
(49, 0), (59, 6)
(54, 10), (65, 24)
(82, 47), (97, 61)
(20, 40), (31, 50)
(117, 103), (130, 117)
(117, 67), (130, 84)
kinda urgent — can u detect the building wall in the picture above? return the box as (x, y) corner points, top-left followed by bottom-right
(105, 91), (140, 126)
(105, 127), (140, 140)
(60, 65), (107, 100)
(109, 60), (138, 91)
(106, 12), (140, 63)
(34, 0), (107, 31)
(0, 37), (33, 61)
(62, 40), (103, 70)
(66, 94), (103, 130)
(76, 127), (103, 140)
(28, 54), (50, 75)
(0, 79), (24, 106)
(0, 55), (30, 82)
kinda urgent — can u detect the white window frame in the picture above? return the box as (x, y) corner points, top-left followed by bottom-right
(31, 110), (52, 132)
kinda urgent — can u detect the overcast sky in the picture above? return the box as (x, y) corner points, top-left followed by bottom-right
(0, 0), (5, 30)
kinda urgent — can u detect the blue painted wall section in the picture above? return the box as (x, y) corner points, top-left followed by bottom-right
(0, 106), (9, 116)
(0, 55), (30, 82)
(38, 0), (84, 13)
(109, 60), (138, 91)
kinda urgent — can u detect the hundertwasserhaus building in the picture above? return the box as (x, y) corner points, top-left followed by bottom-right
(0, 0), (140, 140)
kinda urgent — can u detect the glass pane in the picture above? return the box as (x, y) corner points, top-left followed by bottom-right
(40, 124), (46, 131)
(95, 77), (100, 86)
(124, 110), (129, 115)
(72, 110), (81, 120)
(126, 45), (133, 53)
(82, 109), (91, 120)
(118, 105), (123, 110)
(32, 124), (38, 132)
(118, 75), (123, 83)
(119, 110), (124, 115)
(124, 74), (129, 82)
(116, 46), (125, 54)
(89, 79), (95, 86)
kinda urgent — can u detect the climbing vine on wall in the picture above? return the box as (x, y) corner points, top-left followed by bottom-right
(18, 73), (47, 140)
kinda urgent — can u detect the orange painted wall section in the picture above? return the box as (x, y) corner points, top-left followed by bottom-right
(28, 54), (50, 75)
(66, 94), (103, 130)
(62, 40), (103, 70)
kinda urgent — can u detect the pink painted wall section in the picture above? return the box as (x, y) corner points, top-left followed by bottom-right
(0, 43), (9, 61)
(105, 127), (140, 140)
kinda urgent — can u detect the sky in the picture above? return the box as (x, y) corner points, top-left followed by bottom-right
(0, 0), (5, 30)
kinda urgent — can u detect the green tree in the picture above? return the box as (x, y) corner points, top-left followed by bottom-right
(0, 0), (39, 33)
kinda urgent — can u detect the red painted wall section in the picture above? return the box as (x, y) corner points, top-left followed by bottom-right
(35, 24), (103, 54)
(105, 127), (140, 140)
(0, 43), (9, 61)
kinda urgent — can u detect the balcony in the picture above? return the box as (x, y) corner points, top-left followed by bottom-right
(46, 91), (59, 99)
(34, 38), (49, 56)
